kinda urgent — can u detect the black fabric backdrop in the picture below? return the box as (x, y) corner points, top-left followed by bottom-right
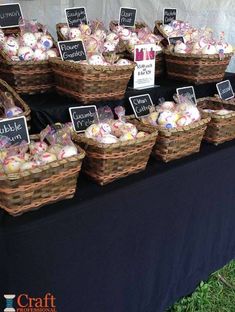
(1, 75), (235, 312)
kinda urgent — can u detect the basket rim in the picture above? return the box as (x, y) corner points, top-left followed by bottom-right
(49, 57), (136, 71)
(198, 96), (235, 119)
(0, 137), (85, 181)
(164, 49), (233, 59)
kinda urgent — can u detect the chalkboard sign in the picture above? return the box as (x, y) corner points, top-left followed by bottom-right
(176, 86), (197, 105)
(168, 36), (184, 45)
(58, 40), (86, 62)
(69, 105), (99, 133)
(65, 7), (88, 27)
(216, 80), (234, 100)
(0, 116), (30, 145)
(119, 7), (137, 27)
(0, 3), (23, 28)
(163, 8), (177, 25)
(129, 94), (154, 118)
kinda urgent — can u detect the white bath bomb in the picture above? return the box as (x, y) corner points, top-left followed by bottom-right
(57, 145), (78, 159)
(4, 36), (19, 56)
(18, 46), (34, 61)
(22, 32), (37, 49)
(34, 48), (47, 61)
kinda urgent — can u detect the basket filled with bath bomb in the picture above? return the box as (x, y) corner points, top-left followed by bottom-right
(138, 94), (210, 162)
(197, 96), (235, 145)
(155, 20), (234, 84)
(73, 105), (157, 185)
(109, 23), (165, 77)
(0, 123), (85, 216)
(51, 21), (136, 104)
(0, 78), (31, 128)
(0, 19), (58, 94)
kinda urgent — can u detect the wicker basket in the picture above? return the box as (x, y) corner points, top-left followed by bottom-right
(73, 120), (157, 185)
(198, 96), (235, 145)
(56, 23), (68, 41)
(50, 57), (135, 104)
(0, 137), (85, 216)
(0, 78), (31, 128)
(154, 21), (169, 47)
(0, 25), (56, 94)
(164, 49), (233, 84)
(139, 117), (210, 162)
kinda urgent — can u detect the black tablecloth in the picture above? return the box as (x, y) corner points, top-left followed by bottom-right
(1, 75), (235, 312)
(24, 73), (235, 133)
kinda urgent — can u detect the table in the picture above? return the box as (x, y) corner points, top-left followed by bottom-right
(1, 76), (235, 312)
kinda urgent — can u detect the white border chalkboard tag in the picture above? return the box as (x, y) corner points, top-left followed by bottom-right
(69, 105), (99, 133)
(176, 86), (197, 105)
(129, 94), (154, 118)
(0, 116), (30, 145)
(65, 7), (88, 28)
(119, 7), (137, 27)
(58, 40), (87, 62)
(163, 8), (177, 25)
(0, 3), (23, 28)
(216, 80), (234, 100)
(168, 36), (185, 45)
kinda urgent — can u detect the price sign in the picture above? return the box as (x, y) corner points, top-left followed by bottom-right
(119, 7), (137, 27)
(0, 3), (23, 28)
(216, 80), (234, 100)
(129, 94), (154, 118)
(163, 8), (177, 25)
(65, 7), (88, 27)
(0, 116), (30, 145)
(69, 105), (99, 133)
(176, 86), (197, 105)
(58, 40), (86, 62)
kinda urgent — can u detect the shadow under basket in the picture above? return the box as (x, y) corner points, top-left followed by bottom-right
(73, 121), (157, 185)
(198, 96), (235, 145)
(0, 26), (56, 94)
(0, 139), (85, 216)
(147, 117), (210, 162)
(0, 78), (31, 129)
(50, 58), (135, 104)
(164, 49), (233, 84)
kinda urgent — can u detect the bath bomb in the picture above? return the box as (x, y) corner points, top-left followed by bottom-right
(22, 32), (37, 49)
(174, 42), (187, 54)
(69, 28), (82, 40)
(98, 134), (118, 144)
(60, 26), (69, 38)
(40, 152), (57, 164)
(20, 161), (37, 171)
(119, 132), (135, 141)
(3, 155), (25, 174)
(57, 145), (77, 159)
(5, 106), (23, 118)
(34, 48), (47, 61)
(202, 44), (217, 55)
(18, 46), (34, 61)
(46, 49), (58, 58)
(4, 36), (19, 56)
(29, 141), (48, 155)
(40, 35), (53, 50)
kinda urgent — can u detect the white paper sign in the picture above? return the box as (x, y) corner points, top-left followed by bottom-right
(133, 44), (156, 89)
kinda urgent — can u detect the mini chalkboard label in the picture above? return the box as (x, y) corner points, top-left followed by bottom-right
(119, 7), (137, 27)
(168, 36), (184, 45)
(163, 8), (177, 25)
(0, 116), (30, 145)
(65, 7), (88, 27)
(216, 80), (234, 100)
(69, 105), (99, 133)
(58, 40), (86, 62)
(0, 3), (23, 28)
(176, 86), (197, 105)
(129, 94), (154, 118)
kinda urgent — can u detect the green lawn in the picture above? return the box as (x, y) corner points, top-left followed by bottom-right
(167, 260), (235, 312)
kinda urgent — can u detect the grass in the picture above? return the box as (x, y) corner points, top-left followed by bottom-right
(167, 260), (235, 312)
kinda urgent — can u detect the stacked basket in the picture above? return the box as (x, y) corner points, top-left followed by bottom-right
(0, 25), (56, 94)
(198, 97), (235, 145)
